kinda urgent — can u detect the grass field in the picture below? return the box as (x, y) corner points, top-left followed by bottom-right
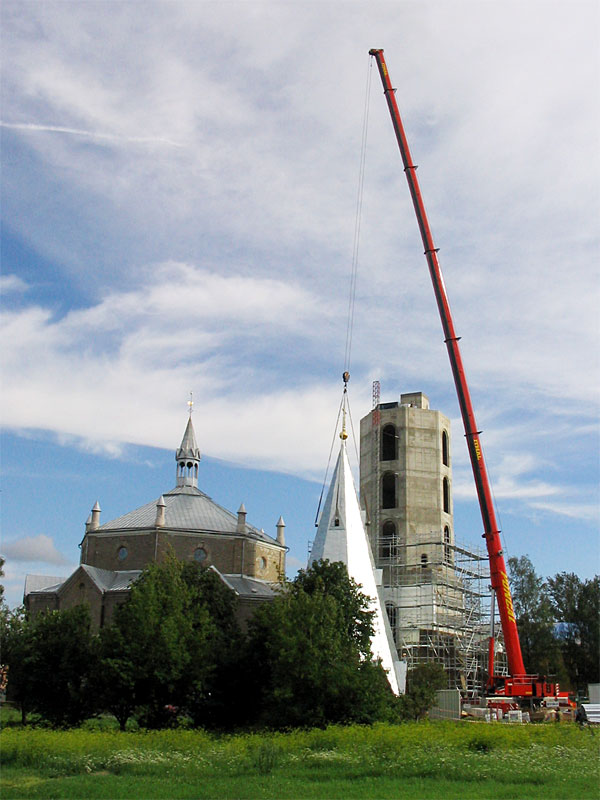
(1, 716), (598, 799)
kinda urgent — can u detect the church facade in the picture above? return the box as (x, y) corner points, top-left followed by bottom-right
(25, 416), (287, 630)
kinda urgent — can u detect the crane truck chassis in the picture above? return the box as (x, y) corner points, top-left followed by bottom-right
(368, 48), (571, 713)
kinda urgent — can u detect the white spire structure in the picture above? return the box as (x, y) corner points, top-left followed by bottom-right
(310, 434), (406, 695)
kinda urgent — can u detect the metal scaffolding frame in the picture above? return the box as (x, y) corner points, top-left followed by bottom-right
(383, 535), (507, 698)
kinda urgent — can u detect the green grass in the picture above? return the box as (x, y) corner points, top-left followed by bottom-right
(1, 720), (598, 799)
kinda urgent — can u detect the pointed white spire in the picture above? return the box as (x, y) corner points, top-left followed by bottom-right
(310, 440), (404, 695)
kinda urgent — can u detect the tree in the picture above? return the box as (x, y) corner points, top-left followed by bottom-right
(546, 572), (599, 692)
(508, 555), (565, 680)
(245, 560), (396, 729)
(97, 552), (209, 727)
(292, 560), (374, 657)
(0, 607), (36, 723)
(179, 563), (245, 728)
(1, 605), (97, 727)
(96, 553), (242, 729)
(399, 663), (447, 720)
(0, 555), (5, 607)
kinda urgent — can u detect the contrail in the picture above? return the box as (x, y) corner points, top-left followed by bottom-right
(0, 121), (183, 147)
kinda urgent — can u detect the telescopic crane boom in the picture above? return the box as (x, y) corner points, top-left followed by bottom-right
(368, 48), (530, 690)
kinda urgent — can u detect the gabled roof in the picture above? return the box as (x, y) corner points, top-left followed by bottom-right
(220, 574), (282, 600)
(95, 485), (280, 545)
(310, 441), (403, 695)
(75, 564), (142, 593)
(24, 574), (66, 595)
(25, 564), (279, 605)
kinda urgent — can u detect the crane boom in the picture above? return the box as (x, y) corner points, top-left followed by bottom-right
(368, 48), (526, 679)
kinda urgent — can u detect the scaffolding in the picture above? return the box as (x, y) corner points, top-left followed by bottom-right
(383, 535), (507, 698)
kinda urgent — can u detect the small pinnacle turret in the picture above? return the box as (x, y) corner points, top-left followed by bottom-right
(276, 516), (286, 546)
(89, 501), (101, 531)
(155, 495), (166, 527)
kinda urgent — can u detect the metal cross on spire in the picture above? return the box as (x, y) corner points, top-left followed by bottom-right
(187, 391), (194, 417)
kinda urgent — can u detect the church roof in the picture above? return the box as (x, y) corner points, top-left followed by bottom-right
(219, 574), (281, 599)
(77, 565), (142, 592)
(24, 574), (66, 595)
(96, 484), (279, 545)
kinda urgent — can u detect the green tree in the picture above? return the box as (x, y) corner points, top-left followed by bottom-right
(0, 555), (5, 607)
(508, 555), (565, 680)
(245, 560), (395, 729)
(97, 553), (241, 729)
(399, 662), (447, 720)
(2, 605), (97, 727)
(0, 607), (36, 723)
(292, 560), (374, 657)
(546, 572), (599, 692)
(179, 563), (245, 728)
(97, 552), (207, 727)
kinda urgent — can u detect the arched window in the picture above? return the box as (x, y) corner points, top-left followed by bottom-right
(421, 553), (428, 568)
(381, 424), (397, 461)
(443, 477), (450, 513)
(382, 473), (396, 509)
(380, 520), (397, 560)
(442, 430), (449, 466)
(385, 602), (398, 643)
(444, 526), (451, 565)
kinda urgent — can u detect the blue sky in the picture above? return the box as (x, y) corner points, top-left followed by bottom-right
(1, 1), (599, 608)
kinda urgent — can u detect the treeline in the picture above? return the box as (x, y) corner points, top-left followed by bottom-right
(508, 556), (599, 692)
(0, 558), (444, 730)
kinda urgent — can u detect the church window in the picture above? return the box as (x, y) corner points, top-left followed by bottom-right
(443, 477), (450, 513)
(117, 546), (128, 561)
(385, 602), (398, 643)
(382, 473), (396, 509)
(260, 556), (267, 570)
(421, 553), (428, 568)
(442, 431), (449, 466)
(381, 425), (397, 461)
(444, 526), (452, 565)
(194, 547), (207, 563)
(380, 520), (397, 560)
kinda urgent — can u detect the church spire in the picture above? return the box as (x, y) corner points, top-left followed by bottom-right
(309, 374), (404, 695)
(176, 398), (201, 488)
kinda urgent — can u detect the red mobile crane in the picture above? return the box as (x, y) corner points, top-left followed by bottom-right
(369, 48), (566, 708)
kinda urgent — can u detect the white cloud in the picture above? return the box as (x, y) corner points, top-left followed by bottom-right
(0, 121), (183, 147)
(0, 1), (598, 542)
(529, 500), (600, 523)
(2, 534), (70, 565)
(0, 274), (29, 294)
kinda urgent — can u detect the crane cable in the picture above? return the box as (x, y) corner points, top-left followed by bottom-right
(343, 54), (373, 375)
(314, 56), (373, 528)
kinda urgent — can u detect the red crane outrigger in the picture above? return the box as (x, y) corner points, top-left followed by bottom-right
(369, 48), (563, 705)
